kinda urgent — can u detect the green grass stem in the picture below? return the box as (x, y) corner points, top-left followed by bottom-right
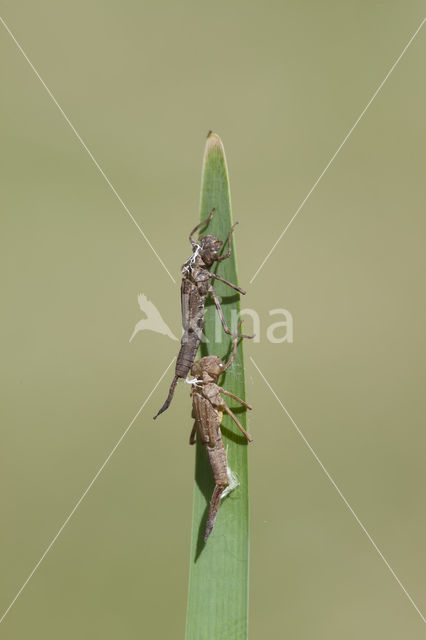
(185, 133), (250, 640)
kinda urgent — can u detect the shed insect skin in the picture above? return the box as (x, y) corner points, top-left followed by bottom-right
(153, 208), (252, 419)
(189, 333), (253, 542)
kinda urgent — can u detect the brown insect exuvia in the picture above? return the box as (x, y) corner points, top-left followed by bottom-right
(153, 208), (252, 419)
(188, 332), (253, 541)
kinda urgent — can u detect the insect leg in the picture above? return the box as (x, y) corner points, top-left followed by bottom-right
(209, 272), (246, 295)
(189, 422), (197, 445)
(219, 387), (252, 410)
(221, 329), (240, 371)
(209, 286), (253, 339)
(217, 221), (238, 261)
(188, 207), (216, 245)
(223, 402), (253, 442)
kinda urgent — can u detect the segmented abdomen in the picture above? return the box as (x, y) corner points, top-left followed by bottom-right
(192, 394), (228, 486)
(176, 278), (205, 378)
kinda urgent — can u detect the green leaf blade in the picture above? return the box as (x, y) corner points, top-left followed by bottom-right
(185, 133), (250, 640)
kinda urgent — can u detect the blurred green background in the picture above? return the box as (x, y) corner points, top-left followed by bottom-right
(1, 2), (425, 638)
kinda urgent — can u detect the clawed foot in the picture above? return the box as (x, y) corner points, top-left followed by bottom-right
(232, 320), (254, 341)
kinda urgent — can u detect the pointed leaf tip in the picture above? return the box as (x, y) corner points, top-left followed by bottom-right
(205, 131), (223, 153)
